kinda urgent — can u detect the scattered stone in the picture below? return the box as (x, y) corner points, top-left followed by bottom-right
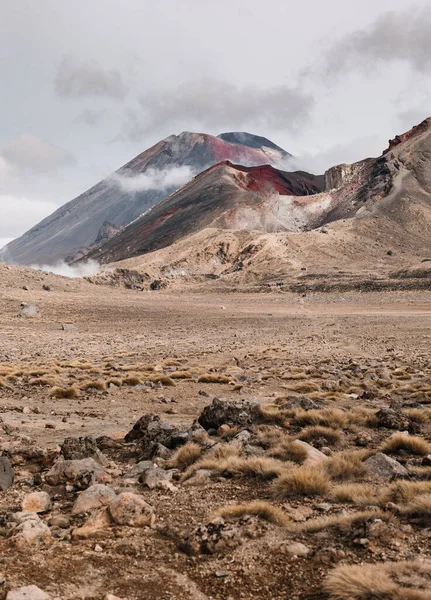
(10, 511), (52, 547)
(0, 456), (14, 491)
(422, 455), (431, 466)
(279, 396), (321, 411)
(18, 303), (40, 318)
(72, 507), (112, 540)
(125, 460), (154, 478)
(365, 452), (408, 478)
(282, 542), (310, 557)
(61, 436), (109, 466)
(215, 571), (229, 578)
(108, 492), (155, 527)
(139, 466), (174, 490)
(233, 429), (252, 443)
(376, 408), (412, 431)
(94, 544), (103, 552)
(292, 440), (328, 466)
(198, 397), (260, 430)
(42, 284), (51, 292)
(22, 491), (51, 514)
(72, 484), (117, 515)
(105, 595), (123, 600)
(124, 414), (188, 459)
(48, 514), (70, 529)
(182, 469), (212, 487)
(217, 424), (231, 436)
(45, 457), (108, 488)
(60, 323), (77, 331)
(6, 585), (50, 600)
(354, 431), (373, 447)
(22, 407), (33, 415)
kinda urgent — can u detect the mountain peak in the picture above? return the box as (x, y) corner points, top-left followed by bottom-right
(217, 132), (290, 156)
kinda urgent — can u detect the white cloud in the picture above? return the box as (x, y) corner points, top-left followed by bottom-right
(109, 165), (195, 193)
(1, 134), (76, 173)
(56, 55), (127, 100)
(0, 195), (58, 237)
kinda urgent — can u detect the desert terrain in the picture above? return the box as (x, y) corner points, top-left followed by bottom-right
(1, 265), (431, 599)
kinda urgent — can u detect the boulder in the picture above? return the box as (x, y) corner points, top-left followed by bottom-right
(0, 456), (14, 491)
(124, 414), (188, 459)
(365, 452), (408, 479)
(71, 507), (112, 540)
(60, 436), (109, 466)
(22, 492), (51, 514)
(60, 323), (77, 331)
(292, 440), (328, 466)
(198, 397), (260, 430)
(6, 586), (50, 600)
(376, 408), (413, 432)
(109, 492), (155, 527)
(72, 484), (116, 515)
(10, 512), (52, 548)
(18, 303), (41, 318)
(45, 457), (108, 488)
(139, 467), (174, 490)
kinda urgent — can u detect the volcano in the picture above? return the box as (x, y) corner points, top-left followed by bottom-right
(0, 132), (291, 266)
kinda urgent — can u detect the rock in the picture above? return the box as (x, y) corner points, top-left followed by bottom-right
(22, 407), (33, 415)
(0, 456), (14, 490)
(139, 467), (173, 490)
(22, 492), (51, 514)
(105, 595), (124, 600)
(233, 430), (252, 443)
(282, 542), (310, 557)
(72, 507), (112, 540)
(198, 397), (260, 430)
(182, 469), (212, 487)
(72, 484), (117, 515)
(18, 303), (41, 318)
(60, 323), (77, 331)
(48, 514), (70, 529)
(1, 438), (47, 466)
(354, 431), (373, 447)
(365, 452), (408, 478)
(125, 460), (154, 478)
(279, 396), (321, 411)
(292, 440), (328, 466)
(108, 492), (155, 527)
(42, 284), (51, 292)
(376, 408), (412, 431)
(6, 585), (50, 600)
(45, 457), (108, 488)
(60, 436), (109, 466)
(124, 414), (187, 459)
(217, 424), (231, 436)
(422, 455), (431, 466)
(10, 511), (52, 547)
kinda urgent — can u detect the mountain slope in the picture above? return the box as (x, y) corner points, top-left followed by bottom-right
(1, 132), (291, 266)
(82, 162), (324, 264)
(89, 118), (431, 288)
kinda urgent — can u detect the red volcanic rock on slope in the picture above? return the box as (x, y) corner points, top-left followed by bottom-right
(83, 161), (324, 264)
(1, 131), (291, 266)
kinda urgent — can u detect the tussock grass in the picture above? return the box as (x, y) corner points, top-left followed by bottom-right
(106, 377), (122, 387)
(215, 500), (290, 527)
(268, 440), (308, 464)
(292, 408), (348, 428)
(0, 376), (10, 388)
(147, 374), (176, 386)
(259, 404), (290, 426)
(122, 375), (142, 386)
(170, 371), (193, 379)
(324, 561), (431, 600)
(284, 381), (321, 393)
(398, 493), (431, 523)
(197, 373), (232, 384)
(29, 376), (59, 387)
(299, 425), (342, 445)
(381, 433), (431, 456)
(271, 466), (331, 499)
(79, 380), (107, 391)
(181, 455), (286, 483)
(324, 452), (369, 482)
(403, 408), (431, 424)
(331, 483), (382, 504)
(385, 480), (431, 503)
(281, 371), (307, 380)
(167, 442), (202, 470)
(293, 509), (392, 534)
(48, 386), (79, 399)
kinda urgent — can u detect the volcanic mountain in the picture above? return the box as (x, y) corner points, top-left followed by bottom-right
(87, 118), (431, 288)
(0, 132), (291, 266)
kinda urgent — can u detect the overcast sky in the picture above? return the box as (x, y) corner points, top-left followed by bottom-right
(1, 0), (431, 248)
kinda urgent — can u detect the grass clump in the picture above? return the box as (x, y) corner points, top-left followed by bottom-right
(79, 380), (107, 391)
(122, 375), (142, 386)
(215, 500), (290, 527)
(381, 433), (431, 456)
(48, 386), (79, 399)
(271, 466), (331, 499)
(331, 483), (382, 504)
(170, 371), (193, 380)
(299, 425), (342, 446)
(324, 452), (369, 482)
(147, 374), (176, 386)
(197, 373), (232, 384)
(167, 442), (202, 470)
(293, 509), (391, 534)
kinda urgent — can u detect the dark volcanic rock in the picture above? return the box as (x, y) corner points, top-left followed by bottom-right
(198, 397), (260, 430)
(125, 414), (189, 459)
(376, 408), (415, 432)
(60, 436), (109, 466)
(0, 456), (15, 491)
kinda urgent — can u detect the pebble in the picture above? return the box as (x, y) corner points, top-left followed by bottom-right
(22, 492), (52, 514)
(109, 492), (155, 527)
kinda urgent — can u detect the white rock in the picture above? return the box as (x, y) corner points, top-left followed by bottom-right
(6, 585), (50, 599)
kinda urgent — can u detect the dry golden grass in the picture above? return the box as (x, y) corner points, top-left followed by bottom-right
(281, 371), (307, 380)
(385, 480), (431, 503)
(284, 381), (321, 393)
(298, 425), (342, 445)
(147, 374), (176, 386)
(48, 386), (79, 399)
(381, 433), (431, 456)
(181, 454), (287, 483)
(331, 483), (382, 504)
(398, 493), (431, 523)
(324, 561), (431, 600)
(28, 376), (59, 387)
(268, 440), (308, 464)
(0, 377), (10, 388)
(271, 466), (331, 499)
(167, 442), (202, 470)
(215, 501), (290, 527)
(293, 509), (392, 534)
(403, 408), (431, 424)
(106, 377), (122, 387)
(258, 404), (290, 426)
(79, 380), (107, 391)
(170, 370), (193, 379)
(197, 373), (232, 384)
(121, 375), (142, 386)
(164, 359), (184, 366)
(324, 452), (369, 482)
(292, 408), (348, 428)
